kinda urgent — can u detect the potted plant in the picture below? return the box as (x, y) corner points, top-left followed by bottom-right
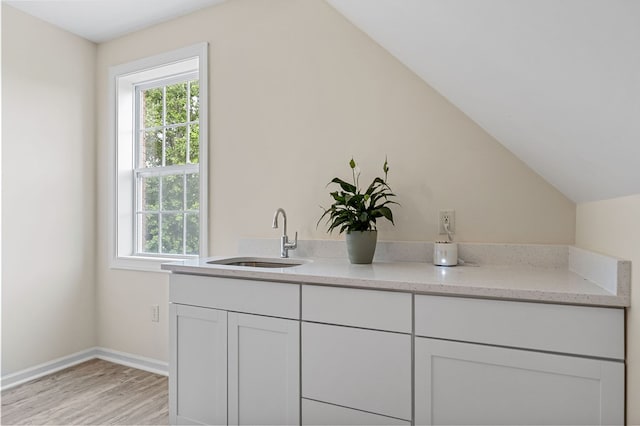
(318, 157), (398, 264)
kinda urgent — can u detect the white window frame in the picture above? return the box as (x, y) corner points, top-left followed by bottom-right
(108, 43), (208, 272)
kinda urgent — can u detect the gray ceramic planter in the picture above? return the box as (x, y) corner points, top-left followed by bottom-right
(346, 230), (378, 264)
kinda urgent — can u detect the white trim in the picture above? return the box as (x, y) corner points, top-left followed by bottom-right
(1, 348), (97, 390)
(197, 42), (209, 258)
(108, 255), (173, 273)
(94, 347), (168, 377)
(136, 70), (199, 92)
(108, 42), (209, 272)
(1, 347), (168, 391)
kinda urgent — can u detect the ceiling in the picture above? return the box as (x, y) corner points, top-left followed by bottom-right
(4, 0), (227, 43)
(328, 0), (640, 203)
(6, 0), (640, 203)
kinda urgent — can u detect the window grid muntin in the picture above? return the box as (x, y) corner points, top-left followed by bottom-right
(186, 81), (191, 164)
(134, 72), (199, 257)
(161, 85), (166, 167)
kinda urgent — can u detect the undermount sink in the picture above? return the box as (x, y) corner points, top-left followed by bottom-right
(207, 256), (308, 268)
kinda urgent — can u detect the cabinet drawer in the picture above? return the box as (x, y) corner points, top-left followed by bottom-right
(415, 295), (624, 359)
(302, 398), (410, 425)
(302, 285), (411, 332)
(302, 322), (412, 421)
(170, 274), (299, 319)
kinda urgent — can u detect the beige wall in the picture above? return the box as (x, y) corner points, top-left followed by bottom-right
(576, 195), (640, 424)
(94, 0), (575, 361)
(1, 5), (97, 375)
(3, 0), (634, 417)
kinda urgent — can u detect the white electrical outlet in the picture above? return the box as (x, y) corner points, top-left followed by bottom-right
(151, 304), (160, 322)
(439, 210), (455, 234)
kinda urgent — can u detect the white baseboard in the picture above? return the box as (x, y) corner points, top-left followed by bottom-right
(1, 348), (98, 391)
(94, 347), (168, 377)
(1, 347), (168, 391)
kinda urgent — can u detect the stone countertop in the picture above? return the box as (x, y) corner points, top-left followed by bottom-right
(162, 251), (630, 308)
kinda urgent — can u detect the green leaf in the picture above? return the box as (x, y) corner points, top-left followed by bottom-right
(349, 158), (356, 169)
(365, 177), (386, 195)
(377, 206), (394, 224)
(328, 215), (350, 233)
(330, 177), (356, 193)
(316, 207), (333, 228)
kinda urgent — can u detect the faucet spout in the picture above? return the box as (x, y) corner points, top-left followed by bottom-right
(272, 208), (287, 236)
(272, 208), (296, 258)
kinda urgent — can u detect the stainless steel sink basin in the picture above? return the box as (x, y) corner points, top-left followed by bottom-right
(207, 257), (307, 268)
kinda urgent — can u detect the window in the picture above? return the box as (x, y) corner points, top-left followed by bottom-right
(109, 43), (208, 271)
(135, 76), (200, 256)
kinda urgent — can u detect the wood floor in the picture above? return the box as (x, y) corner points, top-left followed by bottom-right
(1, 359), (168, 425)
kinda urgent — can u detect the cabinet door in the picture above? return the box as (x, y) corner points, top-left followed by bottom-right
(302, 322), (412, 421)
(415, 337), (624, 426)
(302, 398), (410, 426)
(170, 304), (227, 426)
(228, 312), (300, 425)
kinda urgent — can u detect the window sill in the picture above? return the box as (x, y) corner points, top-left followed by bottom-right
(110, 255), (191, 273)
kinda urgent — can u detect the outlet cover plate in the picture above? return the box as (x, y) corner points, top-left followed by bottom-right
(439, 210), (455, 234)
(151, 304), (160, 322)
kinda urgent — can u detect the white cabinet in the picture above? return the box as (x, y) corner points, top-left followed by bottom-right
(301, 285), (412, 332)
(414, 294), (624, 359)
(414, 294), (625, 426)
(302, 398), (410, 425)
(228, 313), (299, 425)
(170, 304), (227, 426)
(169, 273), (625, 426)
(302, 322), (412, 421)
(170, 274), (299, 319)
(415, 337), (624, 425)
(301, 285), (413, 422)
(169, 274), (300, 426)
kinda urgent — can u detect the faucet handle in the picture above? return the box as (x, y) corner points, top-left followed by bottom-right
(286, 232), (298, 250)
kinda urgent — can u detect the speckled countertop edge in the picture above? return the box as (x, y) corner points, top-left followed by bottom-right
(162, 252), (630, 308)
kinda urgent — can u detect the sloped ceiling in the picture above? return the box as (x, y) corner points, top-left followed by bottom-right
(328, 0), (640, 203)
(6, 0), (639, 202)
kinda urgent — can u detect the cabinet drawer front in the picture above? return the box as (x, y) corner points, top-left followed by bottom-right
(170, 274), (299, 319)
(302, 285), (411, 332)
(302, 398), (410, 426)
(415, 295), (624, 359)
(302, 322), (412, 420)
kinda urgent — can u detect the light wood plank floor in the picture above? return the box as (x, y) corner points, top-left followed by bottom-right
(1, 359), (168, 425)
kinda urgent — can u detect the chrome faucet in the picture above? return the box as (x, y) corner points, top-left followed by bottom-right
(272, 208), (297, 258)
